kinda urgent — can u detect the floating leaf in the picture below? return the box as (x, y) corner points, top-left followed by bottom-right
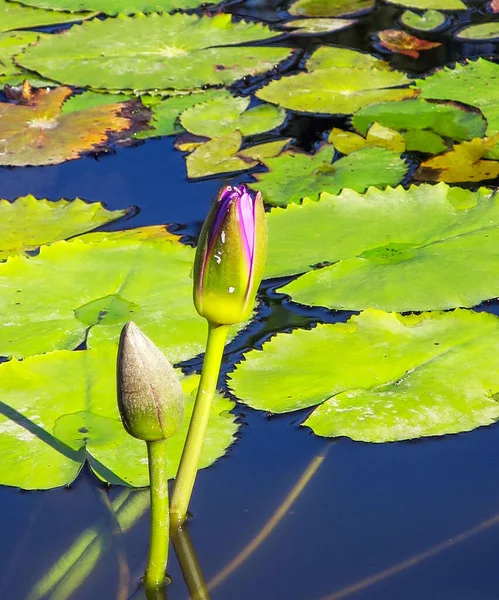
(0, 227), (210, 362)
(10, 0), (218, 15)
(61, 91), (133, 114)
(179, 94), (286, 139)
(0, 84), (146, 166)
(329, 124), (406, 153)
(403, 129), (447, 153)
(0, 31), (53, 87)
(18, 13), (292, 92)
(352, 98), (487, 141)
(328, 128), (369, 153)
(257, 48), (416, 115)
(278, 17), (356, 35)
(416, 135), (499, 182)
(417, 59), (499, 135)
(0, 345), (237, 489)
(277, 184), (499, 311)
(385, 0), (465, 10)
(229, 309), (499, 442)
(0, 195), (130, 260)
(0, 0), (94, 33)
(455, 22), (499, 40)
(237, 138), (291, 161)
(306, 46), (389, 70)
(378, 29), (441, 58)
(289, 0), (374, 17)
(250, 144), (408, 207)
(185, 132), (256, 179)
(400, 9), (447, 31)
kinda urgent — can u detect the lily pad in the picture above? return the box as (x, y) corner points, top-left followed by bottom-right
(417, 58), (499, 135)
(0, 31), (54, 87)
(0, 0), (94, 33)
(0, 227), (210, 362)
(250, 144), (408, 207)
(0, 83), (146, 166)
(455, 22), (499, 40)
(9, 0), (217, 15)
(385, 0), (466, 10)
(306, 46), (389, 70)
(352, 99), (487, 141)
(278, 18), (356, 35)
(17, 13), (292, 92)
(400, 9), (447, 31)
(264, 182), (497, 280)
(416, 135), (499, 182)
(0, 345), (238, 489)
(179, 93), (286, 139)
(378, 29), (441, 58)
(329, 124), (406, 153)
(256, 51), (416, 114)
(0, 195), (130, 260)
(228, 309), (499, 442)
(403, 129), (447, 153)
(289, 0), (374, 17)
(277, 184), (499, 311)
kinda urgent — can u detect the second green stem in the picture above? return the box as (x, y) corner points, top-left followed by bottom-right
(170, 322), (230, 527)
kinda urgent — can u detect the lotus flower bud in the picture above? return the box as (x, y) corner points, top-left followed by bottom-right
(194, 184), (267, 325)
(117, 322), (184, 442)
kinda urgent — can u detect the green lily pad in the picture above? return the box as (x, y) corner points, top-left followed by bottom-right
(17, 13), (292, 92)
(250, 144), (408, 207)
(352, 99), (487, 141)
(0, 31), (54, 87)
(306, 46), (389, 70)
(417, 58), (499, 135)
(228, 309), (499, 442)
(455, 22), (499, 40)
(329, 124), (407, 153)
(276, 184), (499, 311)
(9, 0), (217, 15)
(0, 0), (94, 33)
(385, 0), (465, 10)
(256, 58), (416, 115)
(179, 93), (286, 139)
(278, 18), (356, 35)
(289, 0), (374, 17)
(401, 9), (447, 31)
(0, 195), (130, 260)
(264, 182), (496, 279)
(0, 227), (210, 362)
(403, 129), (447, 153)
(185, 132), (257, 179)
(61, 91), (133, 114)
(0, 345), (238, 489)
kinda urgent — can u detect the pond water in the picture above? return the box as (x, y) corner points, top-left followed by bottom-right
(0, 0), (499, 598)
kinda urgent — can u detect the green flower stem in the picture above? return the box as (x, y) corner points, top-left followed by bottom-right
(171, 322), (230, 526)
(145, 439), (170, 594)
(172, 526), (210, 600)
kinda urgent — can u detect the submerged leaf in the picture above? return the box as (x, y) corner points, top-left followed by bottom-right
(378, 29), (441, 58)
(0, 84), (145, 166)
(0, 196), (130, 259)
(0, 346), (238, 489)
(250, 144), (408, 206)
(229, 309), (499, 442)
(17, 13), (292, 92)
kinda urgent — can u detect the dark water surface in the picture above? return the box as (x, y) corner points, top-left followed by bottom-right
(1, 1), (499, 598)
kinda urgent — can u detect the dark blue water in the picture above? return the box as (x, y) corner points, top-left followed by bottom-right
(1, 1), (499, 598)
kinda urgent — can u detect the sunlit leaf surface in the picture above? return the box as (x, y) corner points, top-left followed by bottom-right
(0, 84), (144, 166)
(455, 22), (499, 40)
(279, 17), (356, 35)
(278, 184), (499, 311)
(18, 13), (293, 92)
(229, 309), (499, 442)
(0, 195), (130, 259)
(0, 227), (210, 362)
(0, 346), (237, 489)
(289, 0), (374, 17)
(417, 59), (499, 134)
(0, 31), (54, 87)
(0, 0), (94, 33)
(10, 0), (218, 15)
(385, 0), (465, 9)
(401, 9), (447, 31)
(250, 144), (408, 206)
